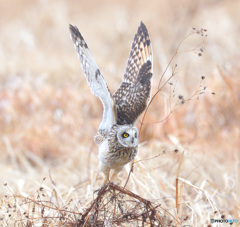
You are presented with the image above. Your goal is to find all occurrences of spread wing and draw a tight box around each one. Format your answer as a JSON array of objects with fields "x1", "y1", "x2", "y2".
[
  {"x1": 69, "y1": 24, "x2": 116, "y2": 134},
  {"x1": 113, "y1": 22, "x2": 153, "y2": 125}
]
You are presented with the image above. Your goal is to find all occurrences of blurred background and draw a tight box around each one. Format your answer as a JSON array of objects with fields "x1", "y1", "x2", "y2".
[{"x1": 0, "y1": 0, "x2": 239, "y2": 224}]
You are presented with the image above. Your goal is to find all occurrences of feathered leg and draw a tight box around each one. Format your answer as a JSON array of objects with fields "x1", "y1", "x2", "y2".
[
  {"x1": 99, "y1": 162, "x2": 110, "y2": 185},
  {"x1": 111, "y1": 167, "x2": 123, "y2": 183}
]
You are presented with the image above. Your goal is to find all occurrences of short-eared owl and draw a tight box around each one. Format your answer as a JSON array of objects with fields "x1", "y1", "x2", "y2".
[{"x1": 69, "y1": 22, "x2": 153, "y2": 184}]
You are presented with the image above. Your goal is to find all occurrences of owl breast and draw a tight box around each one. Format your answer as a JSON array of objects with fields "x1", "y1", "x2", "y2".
[
  {"x1": 108, "y1": 146, "x2": 137, "y2": 169},
  {"x1": 98, "y1": 139, "x2": 137, "y2": 170}
]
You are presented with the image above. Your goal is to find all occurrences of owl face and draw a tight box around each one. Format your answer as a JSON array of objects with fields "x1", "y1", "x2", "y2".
[{"x1": 117, "y1": 125, "x2": 139, "y2": 148}]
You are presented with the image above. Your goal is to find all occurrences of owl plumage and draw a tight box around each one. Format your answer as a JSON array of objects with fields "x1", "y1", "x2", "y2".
[{"x1": 69, "y1": 22, "x2": 153, "y2": 184}]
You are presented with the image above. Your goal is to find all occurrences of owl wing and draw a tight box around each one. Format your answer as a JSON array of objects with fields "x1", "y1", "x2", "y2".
[
  {"x1": 113, "y1": 22, "x2": 153, "y2": 125},
  {"x1": 69, "y1": 25, "x2": 116, "y2": 134}
]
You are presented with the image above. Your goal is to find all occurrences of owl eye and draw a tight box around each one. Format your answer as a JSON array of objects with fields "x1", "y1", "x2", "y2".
[
  {"x1": 122, "y1": 133, "x2": 129, "y2": 138},
  {"x1": 134, "y1": 133, "x2": 137, "y2": 138}
]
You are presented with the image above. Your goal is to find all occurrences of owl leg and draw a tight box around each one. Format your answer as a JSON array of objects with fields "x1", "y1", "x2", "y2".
[
  {"x1": 99, "y1": 162, "x2": 110, "y2": 185},
  {"x1": 111, "y1": 167, "x2": 123, "y2": 183}
]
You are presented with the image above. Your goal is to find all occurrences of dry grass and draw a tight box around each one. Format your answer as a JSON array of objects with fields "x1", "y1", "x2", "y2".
[{"x1": 0, "y1": 0, "x2": 239, "y2": 226}]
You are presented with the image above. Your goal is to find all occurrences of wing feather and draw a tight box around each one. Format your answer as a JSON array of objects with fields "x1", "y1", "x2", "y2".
[
  {"x1": 113, "y1": 22, "x2": 153, "y2": 125},
  {"x1": 69, "y1": 24, "x2": 116, "y2": 133}
]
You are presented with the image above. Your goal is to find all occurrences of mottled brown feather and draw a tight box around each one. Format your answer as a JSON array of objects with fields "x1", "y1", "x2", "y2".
[{"x1": 113, "y1": 22, "x2": 153, "y2": 125}]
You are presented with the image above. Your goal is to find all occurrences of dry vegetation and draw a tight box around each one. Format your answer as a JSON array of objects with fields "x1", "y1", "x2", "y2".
[{"x1": 0, "y1": 0, "x2": 239, "y2": 226}]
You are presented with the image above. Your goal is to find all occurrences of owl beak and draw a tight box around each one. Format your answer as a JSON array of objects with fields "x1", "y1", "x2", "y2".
[{"x1": 132, "y1": 138, "x2": 134, "y2": 144}]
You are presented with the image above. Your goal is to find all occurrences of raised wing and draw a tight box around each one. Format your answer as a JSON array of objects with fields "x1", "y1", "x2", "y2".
[
  {"x1": 69, "y1": 24, "x2": 116, "y2": 134},
  {"x1": 113, "y1": 22, "x2": 153, "y2": 125}
]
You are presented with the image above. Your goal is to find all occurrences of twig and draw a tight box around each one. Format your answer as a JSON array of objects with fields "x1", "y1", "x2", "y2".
[{"x1": 176, "y1": 150, "x2": 185, "y2": 216}]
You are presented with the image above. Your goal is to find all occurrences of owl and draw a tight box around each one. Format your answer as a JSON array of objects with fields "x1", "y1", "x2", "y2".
[{"x1": 69, "y1": 22, "x2": 153, "y2": 185}]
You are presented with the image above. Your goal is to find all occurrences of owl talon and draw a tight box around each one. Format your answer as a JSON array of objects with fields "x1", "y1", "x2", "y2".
[{"x1": 93, "y1": 188, "x2": 101, "y2": 194}]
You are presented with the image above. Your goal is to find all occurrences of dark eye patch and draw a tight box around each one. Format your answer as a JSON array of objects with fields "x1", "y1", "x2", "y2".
[{"x1": 122, "y1": 132, "x2": 129, "y2": 138}]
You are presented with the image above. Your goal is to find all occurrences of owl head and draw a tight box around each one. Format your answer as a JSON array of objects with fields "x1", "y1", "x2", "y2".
[{"x1": 116, "y1": 125, "x2": 139, "y2": 148}]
